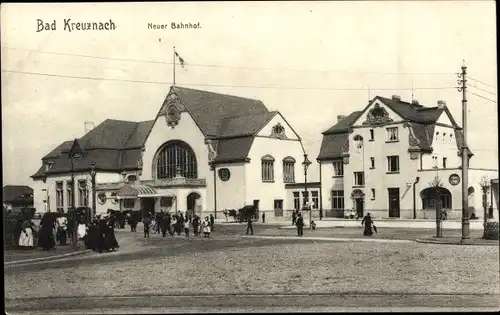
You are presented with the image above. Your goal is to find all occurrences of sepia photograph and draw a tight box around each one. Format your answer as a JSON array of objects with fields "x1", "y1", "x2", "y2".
[{"x1": 2, "y1": 1, "x2": 498, "y2": 313}]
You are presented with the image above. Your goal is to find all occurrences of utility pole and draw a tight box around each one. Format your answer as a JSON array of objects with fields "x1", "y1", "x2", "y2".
[{"x1": 457, "y1": 61, "x2": 470, "y2": 241}]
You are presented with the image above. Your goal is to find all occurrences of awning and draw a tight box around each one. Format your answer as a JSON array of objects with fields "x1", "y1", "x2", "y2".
[{"x1": 117, "y1": 184, "x2": 157, "y2": 199}]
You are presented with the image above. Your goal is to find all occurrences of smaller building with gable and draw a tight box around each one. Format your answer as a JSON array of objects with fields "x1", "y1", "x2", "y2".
[{"x1": 317, "y1": 95, "x2": 498, "y2": 221}]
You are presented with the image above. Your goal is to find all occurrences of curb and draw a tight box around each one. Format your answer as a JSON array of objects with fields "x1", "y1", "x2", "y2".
[
  {"x1": 241, "y1": 235, "x2": 414, "y2": 243},
  {"x1": 415, "y1": 238, "x2": 499, "y2": 246},
  {"x1": 5, "y1": 249, "x2": 91, "y2": 266}
]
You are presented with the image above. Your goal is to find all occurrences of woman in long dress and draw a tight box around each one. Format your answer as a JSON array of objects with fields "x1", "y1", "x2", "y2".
[
  {"x1": 202, "y1": 217, "x2": 211, "y2": 238},
  {"x1": 361, "y1": 213, "x2": 374, "y2": 236},
  {"x1": 18, "y1": 221, "x2": 34, "y2": 249}
]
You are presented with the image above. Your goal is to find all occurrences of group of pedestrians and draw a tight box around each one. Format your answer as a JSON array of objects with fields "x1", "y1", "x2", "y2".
[
  {"x1": 82, "y1": 213, "x2": 120, "y2": 253},
  {"x1": 140, "y1": 211, "x2": 216, "y2": 239}
]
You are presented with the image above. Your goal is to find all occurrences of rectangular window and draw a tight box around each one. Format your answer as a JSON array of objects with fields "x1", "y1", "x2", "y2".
[
  {"x1": 332, "y1": 161, "x2": 344, "y2": 176},
  {"x1": 66, "y1": 180, "x2": 73, "y2": 209},
  {"x1": 123, "y1": 199, "x2": 135, "y2": 208},
  {"x1": 293, "y1": 192, "x2": 300, "y2": 210},
  {"x1": 283, "y1": 161, "x2": 295, "y2": 183},
  {"x1": 354, "y1": 172, "x2": 365, "y2": 186},
  {"x1": 262, "y1": 159, "x2": 275, "y2": 182},
  {"x1": 311, "y1": 191, "x2": 319, "y2": 209},
  {"x1": 387, "y1": 127, "x2": 399, "y2": 142},
  {"x1": 78, "y1": 180, "x2": 89, "y2": 207},
  {"x1": 160, "y1": 197, "x2": 173, "y2": 207},
  {"x1": 274, "y1": 199, "x2": 283, "y2": 209},
  {"x1": 443, "y1": 157, "x2": 447, "y2": 168},
  {"x1": 370, "y1": 157, "x2": 375, "y2": 169},
  {"x1": 432, "y1": 156, "x2": 438, "y2": 168},
  {"x1": 56, "y1": 181, "x2": 64, "y2": 212},
  {"x1": 371, "y1": 188, "x2": 376, "y2": 200},
  {"x1": 369, "y1": 129, "x2": 374, "y2": 141},
  {"x1": 302, "y1": 191, "x2": 309, "y2": 206},
  {"x1": 331, "y1": 190, "x2": 344, "y2": 210},
  {"x1": 387, "y1": 156, "x2": 400, "y2": 172}
]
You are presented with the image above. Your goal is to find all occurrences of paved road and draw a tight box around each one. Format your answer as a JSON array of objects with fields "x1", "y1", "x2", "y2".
[
  {"x1": 6, "y1": 224, "x2": 498, "y2": 313},
  {"x1": 6, "y1": 293, "x2": 499, "y2": 313}
]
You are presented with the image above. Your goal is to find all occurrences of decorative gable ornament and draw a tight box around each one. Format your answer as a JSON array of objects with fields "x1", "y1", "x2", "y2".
[
  {"x1": 362, "y1": 104, "x2": 394, "y2": 126},
  {"x1": 205, "y1": 139, "x2": 218, "y2": 163},
  {"x1": 270, "y1": 123, "x2": 287, "y2": 139},
  {"x1": 160, "y1": 92, "x2": 182, "y2": 128},
  {"x1": 403, "y1": 123, "x2": 421, "y2": 160}
]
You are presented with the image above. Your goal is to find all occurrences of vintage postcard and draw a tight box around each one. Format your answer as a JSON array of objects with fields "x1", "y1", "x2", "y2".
[{"x1": 2, "y1": 1, "x2": 498, "y2": 313}]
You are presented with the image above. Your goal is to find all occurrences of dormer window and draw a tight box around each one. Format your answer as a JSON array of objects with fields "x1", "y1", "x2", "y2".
[
  {"x1": 127, "y1": 175, "x2": 138, "y2": 182},
  {"x1": 45, "y1": 162, "x2": 54, "y2": 171}
]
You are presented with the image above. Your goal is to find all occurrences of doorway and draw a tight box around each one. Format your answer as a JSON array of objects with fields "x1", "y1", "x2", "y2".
[
  {"x1": 141, "y1": 197, "x2": 155, "y2": 218},
  {"x1": 187, "y1": 192, "x2": 201, "y2": 217},
  {"x1": 355, "y1": 198, "x2": 364, "y2": 218},
  {"x1": 388, "y1": 188, "x2": 400, "y2": 218}
]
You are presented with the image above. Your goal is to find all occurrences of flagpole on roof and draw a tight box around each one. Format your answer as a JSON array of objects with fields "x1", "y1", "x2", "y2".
[{"x1": 173, "y1": 46, "x2": 176, "y2": 86}]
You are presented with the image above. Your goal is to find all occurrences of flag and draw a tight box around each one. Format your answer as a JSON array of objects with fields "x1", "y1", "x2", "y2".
[{"x1": 175, "y1": 51, "x2": 186, "y2": 68}]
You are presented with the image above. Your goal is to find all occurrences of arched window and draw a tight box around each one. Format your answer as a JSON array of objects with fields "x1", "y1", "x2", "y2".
[
  {"x1": 261, "y1": 154, "x2": 275, "y2": 182},
  {"x1": 283, "y1": 156, "x2": 296, "y2": 183},
  {"x1": 421, "y1": 187, "x2": 452, "y2": 209},
  {"x1": 353, "y1": 135, "x2": 364, "y2": 149},
  {"x1": 156, "y1": 140, "x2": 198, "y2": 179}
]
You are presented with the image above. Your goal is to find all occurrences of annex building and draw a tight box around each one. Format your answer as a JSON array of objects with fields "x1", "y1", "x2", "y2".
[
  {"x1": 317, "y1": 95, "x2": 498, "y2": 221},
  {"x1": 31, "y1": 86, "x2": 308, "y2": 219}
]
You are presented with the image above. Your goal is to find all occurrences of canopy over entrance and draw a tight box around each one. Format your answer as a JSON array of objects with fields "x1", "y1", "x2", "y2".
[{"x1": 117, "y1": 184, "x2": 157, "y2": 199}]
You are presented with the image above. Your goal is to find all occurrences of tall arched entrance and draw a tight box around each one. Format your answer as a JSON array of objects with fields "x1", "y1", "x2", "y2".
[{"x1": 187, "y1": 192, "x2": 202, "y2": 218}]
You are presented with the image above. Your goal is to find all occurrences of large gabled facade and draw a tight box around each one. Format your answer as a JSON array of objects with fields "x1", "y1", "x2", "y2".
[
  {"x1": 31, "y1": 86, "x2": 305, "y2": 219},
  {"x1": 317, "y1": 95, "x2": 498, "y2": 221}
]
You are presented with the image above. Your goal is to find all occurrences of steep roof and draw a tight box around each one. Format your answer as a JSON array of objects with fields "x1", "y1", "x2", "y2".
[
  {"x1": 318, "y1": 95, "x2": 469, "y2": 160},
  {"x1": 173, "y1": 86, "x2": 270, "y2": 137},
  {"x1": 3, "y1": 185, "x2": 33, "y2": 203},
  {"x1": 322, "y1": 111, "x2": 362, "y2": 134},
  {"x1": 33, "y1": 119, "x2": 155, "y2": 179},
  {"x1": 33, "y1": 87, "x2": 282, "y2": 178}
]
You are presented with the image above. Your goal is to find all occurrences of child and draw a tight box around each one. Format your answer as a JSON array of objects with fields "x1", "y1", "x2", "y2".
[
  {"x1": 311, "y1": 220, "x2": 317, "y2": 230},
  {"x1": 184, "y1": 220, "x2": 190, "y2": 237}
]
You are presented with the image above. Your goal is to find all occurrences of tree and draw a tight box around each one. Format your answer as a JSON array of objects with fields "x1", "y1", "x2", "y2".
[{"x1": 429, "y1": 175, "x2": 443, "y2": 238}]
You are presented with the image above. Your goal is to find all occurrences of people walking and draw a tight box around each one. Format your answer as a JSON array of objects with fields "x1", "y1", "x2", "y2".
[
  {"x1": 18, "y1": 220, "x2": 34, "y2": 249},
  {"x1": 262, "y1": 212, "x2": 266, "y2": 223},
  {"x1": 296, "y1": 213, "x2": 304, "y2": 236},
  {"x1": 105, "y1": 214, "x2": 119, "y2": 251},
  {"x1": 361, "y1": 212, "x2": 374, "y2": 236},
  {"x1": 292, "y1": 211, "x2": 297, "y2": 226},
  {"x1": 38, "y1": 213, "x2": 56, "y2": 250},
  {"x1": 202, "y1": 217, "x2": 211, "y2": 238},
  {"x1": 184, "y1": 220, "x2": 190, "y2": 237},
  {"x1": 143, "y1": 213, "x2": 152, "y2": 238},
  {"x1": 56, "y1": 213, "x2": 68, "y2": 245},
  {"x1": 209, "y1": 214, "x2": 215, "y2": 232},
  {"x1": 246, "y1": 217, "x2": 254, "y2": 235}
]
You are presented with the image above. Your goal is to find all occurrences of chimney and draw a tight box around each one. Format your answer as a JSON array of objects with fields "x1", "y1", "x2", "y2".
[
  {"x1": 392, "y1": 95, "x2": 401, "y2": 101},
  {"x1": 437, "y1": 100, "x2": 446, "y2": 109},
  {"x1": 411, "y1": 100, "x2": 419, "y2": 105},
  {"x1": 84, "y1": 121, "x2": 95, "y2": 134},
  {"x1": 337, "y1": 115, "x2": 347, "y2": 122}
]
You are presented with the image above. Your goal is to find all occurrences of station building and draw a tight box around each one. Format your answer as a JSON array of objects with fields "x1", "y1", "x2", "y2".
[{"x1": 31, "y1": 86, "x2": 306, "y2": 219}]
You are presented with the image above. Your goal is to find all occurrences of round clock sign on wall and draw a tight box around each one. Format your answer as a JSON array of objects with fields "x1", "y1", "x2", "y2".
[{"x1": 449, "y1": 174, "x2": 460, "y2": 186}]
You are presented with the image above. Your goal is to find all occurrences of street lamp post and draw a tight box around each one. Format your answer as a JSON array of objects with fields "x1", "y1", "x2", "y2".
[
  {"x1": 480, "y1": 176, "x2": 490, "y2": 238},
  {"x1": 90, "y1": 161, "x2": 97, "y2": 219},
  {"x1": 70, "y1": 156, "x2": 77, "y2": 249},
  {"x1": 302, "y1": 154, "x2": 312, "y2": 229}
]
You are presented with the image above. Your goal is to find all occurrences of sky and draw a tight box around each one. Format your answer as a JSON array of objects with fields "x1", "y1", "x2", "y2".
[{"x1": 1, "y1": 1, "x2": 498, "y2": 186}]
